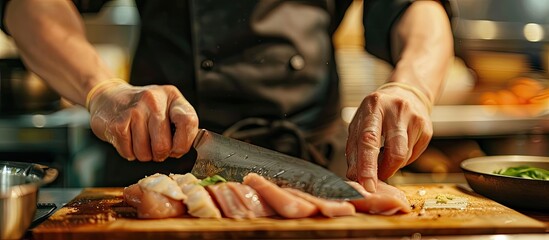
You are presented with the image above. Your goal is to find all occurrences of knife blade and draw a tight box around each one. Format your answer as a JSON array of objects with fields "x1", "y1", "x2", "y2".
[{"x1": 189, "y1": 129, "x2": 363, "y2": 200}]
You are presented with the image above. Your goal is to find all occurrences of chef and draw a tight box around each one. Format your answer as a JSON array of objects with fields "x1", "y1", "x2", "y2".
[{"x1": 1, "y1": 0, "x2": 453, "y2": 191}]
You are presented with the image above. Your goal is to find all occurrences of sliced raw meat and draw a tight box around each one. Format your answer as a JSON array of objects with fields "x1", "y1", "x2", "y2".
[
  {"x1": 242, "y1": 173, "x2": 318, "y2": 218},
  {"x1": 123, "y1": 183, "x2": 142, "y2": 208},
  {"x1": 226, "y1": 182, "x2": 276, "y2": 217},
  {"x1": 347, "y1": 181, "x2": 411, "y2": 215},
  {"x1": 170, "y1": 173, "x2": 222, "y2": 218},
  {"x1": 207, "y1": 183, "x2": 253, "y2": 219},
  {"x1": 138, "y1": 189, "x2": 185, "y2": 219},
  {"x1": 207, "y1": 182, "x2": 274, "y2": 219},
  {"x1": 283, "y1": 188, "x2": 356, "y2": 217},
  {"x1": 122, "y1": 173, "x2": 187, "y2": 219},
  {"x1": 169, "y1": 173, "x2": 201, "y2": 186},
  {"x1": 138, "y1": 173, "x2": 186, "y2": 200}
]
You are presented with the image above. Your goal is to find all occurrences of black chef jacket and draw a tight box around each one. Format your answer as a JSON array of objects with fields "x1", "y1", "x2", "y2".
[{"x1": 0, "y1": 0, "x2": 451, "y2": 186}]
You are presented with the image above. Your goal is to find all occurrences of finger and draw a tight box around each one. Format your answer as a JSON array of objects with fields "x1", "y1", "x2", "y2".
[
  {"x1": 378, "y1": 127, "x2": 408, "y2": 180},
  {"x1": 408, "y1": 124, "x2": 432, "y2": 166},
  {"x1": 131, "y1": 111, "x2": 153, "y2": 161},
  {"x1": 377, "y1": 98, "x2": 412, "y2": 180},
  {"x1": 148, "y1": 106, "x2": 172, "y2": 162},
  {"x1": 111, "y1": 117, "x2": 136, "y2": 161},
  {"x1": 149, "y1": 116, "x2": 172, "y2": 161},
  {"x1": 169, "y1": 99, "x2": 199, "y2": 158},
  {"x1": 356, "y1": 130, "x2": 381, "y2": 192},
  {"x1": 355, "y1": 113, "x2": 383, "y2": 192},
  {"x1": 345, "y1": 132, "x2": 358, "y2": 180},
  {"x1": 345, "y1": 116, "x2": 359, "y2": 180}
]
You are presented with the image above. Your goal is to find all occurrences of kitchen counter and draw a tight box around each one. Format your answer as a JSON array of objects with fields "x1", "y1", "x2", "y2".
[
  {"x1": 28, "y1": 176, "x2": 549, "y2": 240},
  {"x1": 429, "y1": 105, "x2": 549, "y2": 137},
  {"x1": 22, "y1": 188, "x2": 82, "y2": 240},
  {"x1": 38, "y1": 188, "x2": 83, "y2": 211}
]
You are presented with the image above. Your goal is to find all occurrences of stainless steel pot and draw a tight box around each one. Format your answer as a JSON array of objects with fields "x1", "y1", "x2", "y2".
[{"x1": 0, "y1": 161, "x2": 58, "y2": 239}]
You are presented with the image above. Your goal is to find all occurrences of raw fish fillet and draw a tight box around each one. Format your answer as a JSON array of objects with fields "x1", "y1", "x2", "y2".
[
  {"x1": 346, "y1": 181, "x2": 411, "y2": 215},
  {"x1": 243, "y1": 173, "x2": 319, "y2": 218},
  {"x1": 207, "y1": 182, "x2": 275, "y2": 219},
  {"x1": 170, "y1": 173, "x2": 222, "y2": 218},
  {"x1": 123, "y1": 183, "x2": 142, "y2": 208},
  {"x1": 123, "y1": 182, "x2": 185, "y2": 219},
  {"x1": 138, "y1": 189, "x2": 185, "y2": 219},
  {"x1": 283, "y1": 188, "x2": 356, "y2": 217},
  {"x1": 207, "y1": 183, "x2": 254, "y2": 219},
  {"x1": 138, "y1": 173, "x2": 186, "y2": 200},
  {"x1": 226, "y1": 182, "x2": 276, "y2": 217},
  {"x1": 123, "y1": 172, "x2": 410, "y2": 220}
]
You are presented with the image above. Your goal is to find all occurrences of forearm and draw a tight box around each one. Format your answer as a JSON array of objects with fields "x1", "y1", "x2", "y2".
[
  {"x1": 389, "y1": 0, "x2": 453, "y2": 104},
  {"x1": 5, "y1": 0, "x2": 113, "y2": 106}
]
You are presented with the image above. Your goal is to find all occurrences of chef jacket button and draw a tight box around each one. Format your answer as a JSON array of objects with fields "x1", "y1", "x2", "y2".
[
  {"x1": 289, "y1": 55, "x2": 305, "y2": 70},
  {"x1": 201, "y1": 59, "x2": 214, "y2": 70}
]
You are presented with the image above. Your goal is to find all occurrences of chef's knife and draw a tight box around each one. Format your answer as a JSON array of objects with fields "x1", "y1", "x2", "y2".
[{"x1": 190, "y1": 129, "x2": 363, "y2": 200}]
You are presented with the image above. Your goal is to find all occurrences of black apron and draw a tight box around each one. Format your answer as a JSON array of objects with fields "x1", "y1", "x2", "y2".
[{"x1": 99, "y1": 0, "x2": 353, "y2": 186}]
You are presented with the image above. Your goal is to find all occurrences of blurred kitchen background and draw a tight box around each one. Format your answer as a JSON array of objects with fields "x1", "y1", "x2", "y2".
[
  {"x1": 0, "y1": 0, "x2": 138, "y2": 187},
  {"x1": 1, "y1": 0, "x2": 548, "y2": 187}
]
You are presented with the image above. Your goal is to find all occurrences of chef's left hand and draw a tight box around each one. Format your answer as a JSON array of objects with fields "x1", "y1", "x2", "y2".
[{"x1": 345, "y1": 84, "x2": 433, "y2": 192}]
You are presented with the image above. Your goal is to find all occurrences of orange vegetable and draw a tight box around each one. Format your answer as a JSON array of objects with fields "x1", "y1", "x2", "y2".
[
  {"x1": 479, "y1": 92, "x2": 498, "y2": 105},
  {"x1": 529, "y1": 88, "x2": 549, "y2": 105},
  {"x1": 496, "y1": 89, "x2": 521, "y2": 105},
  {"x1": 508, "y1": 77, "x2": 544, "y2": 102}
]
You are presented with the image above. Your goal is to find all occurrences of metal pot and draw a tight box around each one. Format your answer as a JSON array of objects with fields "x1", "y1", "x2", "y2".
[
  {"x1": 0, "y1": 58, "x2": 61, "y2": 114},
  {"x1": 0, "y1": 161, "x2": 58, "y2": 239}
]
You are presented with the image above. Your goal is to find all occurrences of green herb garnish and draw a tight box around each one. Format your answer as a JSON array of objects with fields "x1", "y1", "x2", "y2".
[
  {"x1": 435, "y1": 194, "x2": 456, "y2": 204},
  {"x1": 198, "y1": 175, "x2": 227, "y2": 186},
  {"x1": 493, "y1": 166, "x2": 549, "y2": 180}
]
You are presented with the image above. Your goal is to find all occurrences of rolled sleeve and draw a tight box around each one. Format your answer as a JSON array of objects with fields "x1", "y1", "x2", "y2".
[{"x1": 363, "y1": 0, "x2": 452, "y2": 64}]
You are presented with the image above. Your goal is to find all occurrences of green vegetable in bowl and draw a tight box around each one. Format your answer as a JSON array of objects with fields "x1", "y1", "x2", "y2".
[{"x1": 493, "y1": 165, "x2": 549, "y2": 180}]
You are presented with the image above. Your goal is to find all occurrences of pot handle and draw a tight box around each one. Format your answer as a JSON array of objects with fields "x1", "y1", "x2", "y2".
[{"x1": 35, "y1": 164, "x2": 59, "y2": 186}]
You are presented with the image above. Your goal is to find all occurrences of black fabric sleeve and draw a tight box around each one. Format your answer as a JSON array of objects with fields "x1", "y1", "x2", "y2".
[
  {"x1": 71, "y1": 0, "x2": 112, "y2": 13},
  {"x1": 0, "y1": 0, "x2": 10, "y2": 34},
  {"x1": 363, "y1": 0, "x2": 452, "y2": 65}
]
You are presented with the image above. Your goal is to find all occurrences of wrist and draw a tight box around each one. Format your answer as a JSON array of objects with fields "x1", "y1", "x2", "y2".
[
  {"x1": 85, "y1": 78, "x2": 128, "y2": 111},
  {"x1": 377, "y1": 82, "x2": 433, "y2": 114}
]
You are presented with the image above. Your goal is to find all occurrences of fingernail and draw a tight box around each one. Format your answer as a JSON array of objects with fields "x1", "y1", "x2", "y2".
[{"x1": 363, "y1": 179, "x2": 377, "y2": 193}]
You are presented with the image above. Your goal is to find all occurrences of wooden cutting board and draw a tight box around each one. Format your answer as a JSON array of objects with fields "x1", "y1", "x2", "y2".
[{"x1": 32, "y1": 184, "x2": 547, "y2": 240}]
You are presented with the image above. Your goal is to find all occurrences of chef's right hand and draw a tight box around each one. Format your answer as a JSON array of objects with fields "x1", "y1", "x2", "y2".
[{"x1": 86, "y1": 80, "x2": 199, "y2": 162}]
